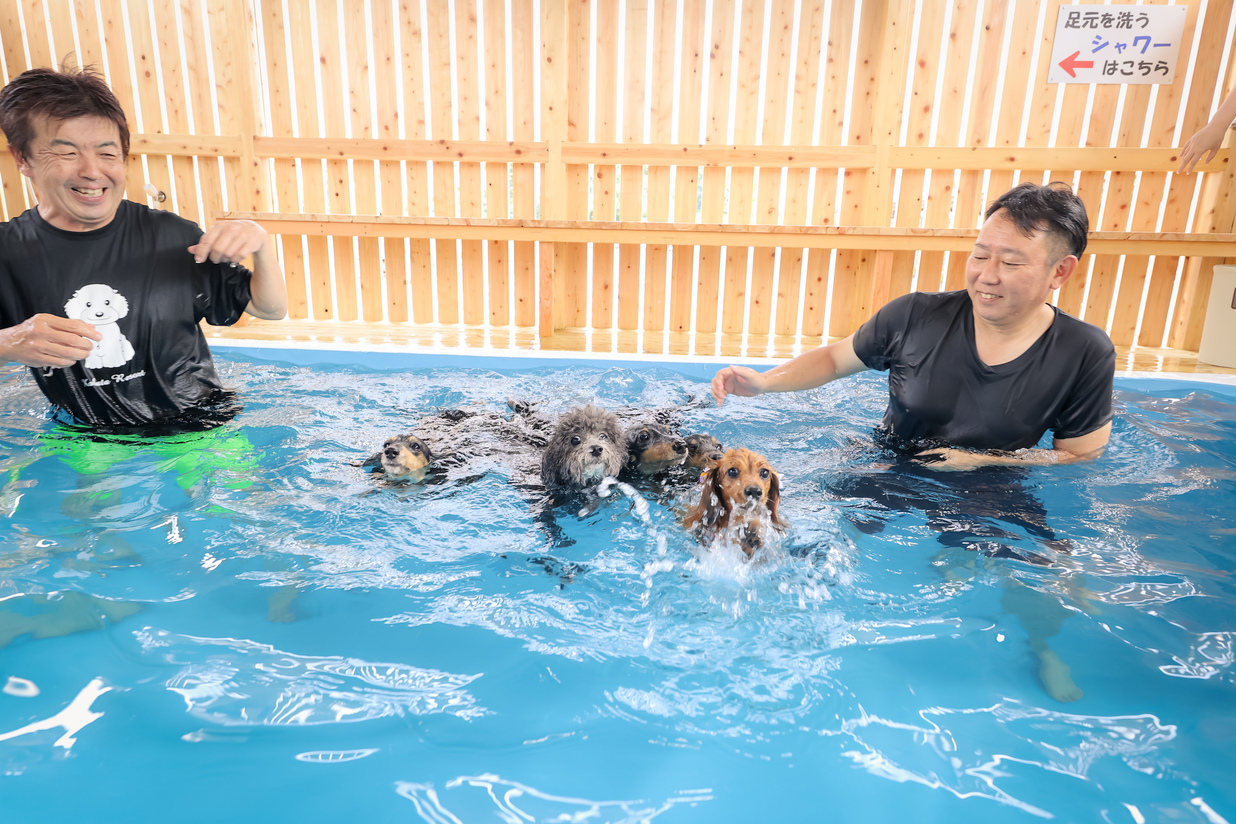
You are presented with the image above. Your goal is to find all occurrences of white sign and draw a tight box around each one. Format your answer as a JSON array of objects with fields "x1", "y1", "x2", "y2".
[{"x1": 1048, "y1": 5, "x2": 1188, "y2": 85}]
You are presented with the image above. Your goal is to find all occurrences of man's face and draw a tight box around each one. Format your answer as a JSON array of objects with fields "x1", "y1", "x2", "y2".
[
  {"x1": 966, "y1": 209, "x2": 1074, "y2": 328},
  {"x1": 11, "y1": 115, "x2": 126, "y2": 232}
]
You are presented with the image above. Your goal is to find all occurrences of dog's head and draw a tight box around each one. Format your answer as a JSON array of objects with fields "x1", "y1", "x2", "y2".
[
  {"x1": 683, "y1": 447, "x2": 785, "y2": 557},
  {"x1": 684, "y1": 433, "x2": 725, "y2": 470},
  {"x1": 64, "y1": 284, "x2": 129, "y2": 325},
  {"x1": 377, "y1": 433, "x2": 436, "y2": 478},
  {"x1": 541, "y1": 404, "x2": 627, "y2": 490},
  {"x1": 625, "y1": 423, "x2": 687, "y2": 475}
]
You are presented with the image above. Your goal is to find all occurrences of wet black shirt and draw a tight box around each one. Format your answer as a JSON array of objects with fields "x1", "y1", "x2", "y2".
[
  {"x1": 0, "y1": 201, "x2": 252, "y2": 427},
  {"x1": 852, "y1": 290, "x2": 1115, "y2": 452}
]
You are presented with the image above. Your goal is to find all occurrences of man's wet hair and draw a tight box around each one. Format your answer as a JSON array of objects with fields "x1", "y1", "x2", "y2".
[
  {"x1": 986, "y1": 181, "x2": 1089, "y2": 261},
  {"x1": 0, "y1": 65, "x2": 130, "y2": 161}
]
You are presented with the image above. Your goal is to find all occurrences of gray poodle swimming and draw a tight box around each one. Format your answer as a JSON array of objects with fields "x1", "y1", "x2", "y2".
[{"x1": 541, "y1": 404, "x2": 628, "y2": 492}]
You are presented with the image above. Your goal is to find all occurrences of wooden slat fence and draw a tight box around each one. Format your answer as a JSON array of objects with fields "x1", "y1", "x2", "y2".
[{"x1": 2, "y1": 0, "x2": 1234, "y2": 354}]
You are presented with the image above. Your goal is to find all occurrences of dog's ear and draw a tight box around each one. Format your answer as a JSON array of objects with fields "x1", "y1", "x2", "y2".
[
  {"x1": 683, "y1": 465, "x2": 717, "y2": 530},
  {"x1": 766, "y1": 469, "x2": 787, "y2": 528},
  {"x1": 417, "y1": 438, "x2": 436, "y2": 463}
]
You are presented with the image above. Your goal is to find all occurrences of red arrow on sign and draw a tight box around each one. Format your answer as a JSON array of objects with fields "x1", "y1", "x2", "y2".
[{"x1": 1059, "y1": 50, "x2": 1095, "y2": 78}]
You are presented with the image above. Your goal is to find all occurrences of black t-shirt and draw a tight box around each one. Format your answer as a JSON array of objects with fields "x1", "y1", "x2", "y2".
[
  {"x1": 851, "y1": 290, "x2": 1116, "y2": 452},
  {"x1": 0, "y1": 200, "x2": 252, "y2": 426}
]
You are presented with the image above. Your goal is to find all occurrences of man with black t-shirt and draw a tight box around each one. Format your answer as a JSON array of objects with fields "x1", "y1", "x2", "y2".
[
  {"x1": 712, "y1": 182, "x2": 1114, "y2": 703},
  {"x1": 711, "y1": 182, "x2": 1116, "y2": 470},
  {"x1": 0, "y1": 67, "x2": 286, "y2": 429}
]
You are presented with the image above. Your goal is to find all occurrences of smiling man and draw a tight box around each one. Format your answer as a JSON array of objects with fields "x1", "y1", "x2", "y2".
[
  {"x1": 711, "y1": 182, "x2": 1116, "y2": 470},
  {"x1": 0, "y1": 66, "x2": 286, "y2": 429}
]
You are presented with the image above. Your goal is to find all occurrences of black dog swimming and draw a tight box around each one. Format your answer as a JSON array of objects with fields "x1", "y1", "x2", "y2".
[{"x1": 624, "y1": 422, "x2": 687, "y2": 476}]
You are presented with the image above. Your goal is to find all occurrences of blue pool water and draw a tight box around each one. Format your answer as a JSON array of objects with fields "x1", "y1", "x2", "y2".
[{"x1": 1, "y1": 347, "x2": 1234, "y2": 823}]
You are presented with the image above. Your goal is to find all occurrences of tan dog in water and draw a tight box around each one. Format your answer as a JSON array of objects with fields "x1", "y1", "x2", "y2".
[
  {"x1": 684, "y1": 448, "x2": 786, "y2": 557},
  {"x1": 361, "y1": 433, "x2": 437, "y2": 480}
]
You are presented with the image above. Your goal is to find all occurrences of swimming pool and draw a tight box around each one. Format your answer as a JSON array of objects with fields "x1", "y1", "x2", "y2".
[{"x1": 1, "y1": 345, "x2": 1233, "y2": 823}]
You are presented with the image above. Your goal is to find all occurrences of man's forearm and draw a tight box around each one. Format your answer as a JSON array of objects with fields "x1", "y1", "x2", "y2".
[
  {"x1": 246, "y1": 243, "x2": 288, "y2": 320},
  {"x1": 762, "y1": 337, "x2": 865, "y2": 393}
]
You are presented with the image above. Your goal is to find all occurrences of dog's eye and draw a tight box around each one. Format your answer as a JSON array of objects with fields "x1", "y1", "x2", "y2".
[
  {"x1": 410, "y1": 442, "x2": 421, "y2": 452},
  {"x1": 759, "y1": 468, "x2": 769, "y2": 479},
  {"x1": 727, "y1": 467, "x2": 739, "y2": 478},
  {"x1": 570, "y1": 436, "x2": 581, "y2": 446},
  {"x1": 599, "y1": 433, "x2": 608, "y2": 441},
  {"x1": 638, "y1": 431, "x2": 650, "y2": 443}
]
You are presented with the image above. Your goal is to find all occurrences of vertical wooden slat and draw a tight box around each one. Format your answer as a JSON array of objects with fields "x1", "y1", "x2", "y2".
[
  {"x1": 929, "y1": 0, "x2": 1001, "y2": 292},
  {"x1": 721, "y1": 0, "x2": 764, "y2": 335},
  {"x1": 345, "y1": 1, "x2": 383, "y2": 322},
  {"x1": 773, "y1": 0, "x2": 824, "y2": 338},
  {"x1": 890, "y1": 0, "x2": 947, "y2": 303},
  {"x1": 318, "y1": 0, "x2": 357, "y2": 321},
  {"x1": 1, "y1": 4, "x2": 32, "y2": 219},
  {"x1": 19, "y1": 0, "x2": 52, "y2": 70},
  {"x1": 643, "y1": 0, "x2": 676, "y2": 333},
  {"x1": 258, "y1": 0, "x2": 308, "y2": 320},
  {"x1": 694, "y1": 0, "x2": 736, "y2": 339},
  {"x1": 746, "y1": 0, "x2": 793, "y2": 339},
  {"x1": 183, "y1": 0, "x2": 224, "y2": 227},
  {"x1": 126, "y1": 0, "x2": 174, "y2": 216},
  {"x1": 455, "y1": 0, "x2": 486, "y2": 326},
  {"x1": 801, "y1": 0, "x2": 854, "y2": 338},
  {"x1": 1135, "y1": 0, "x2": 1206, "y2": 346},
  {"x1": 1091, "y1": 0, "x2": 1175, "y2": 346},
  {"x1": 540, "y1": 0, "x2": 569, "y2": 334},
  {"x1": 830, "y1": 0, "x2": 882, "y2": 338},
  {"x1": 1056, "y1": 81, "x2": 1122, "y2": 321},
  {"x1": 669, "y1": 0, "x2": 706, "y2": 334},
  {"x1": 372, "y1": 0, "x2": 408, "y2": 323},
  {"x1": 400, "y1": 0, "x2": 434, "y2": 324},
  {"x1": 511, "y1": 0, "x2": 536, "y2": 328},
  {"x1": 286, "y1": 0, "x2": 332, "y2": 319},
  {"x1": 97, "y1": 0, "x2": 145, "y2": 203},
  {"x1": 483, "y1": 0, "x2": 511, "y2": 327},
  {"x1": 617, "y1": 0, "x2": 649, "y2": 331},
  {"x1": 425, "y1": 0, "x2": 459, "y2": 324},
  {"x1": 591, "y1": 0, "x2": 619, "y2": 329},
  {"x1": 561, "y1": 0, "x2": 590, "y2": 330},
  {"x1": 156, "y1": 2, "x2": 199, "y2": 223}
]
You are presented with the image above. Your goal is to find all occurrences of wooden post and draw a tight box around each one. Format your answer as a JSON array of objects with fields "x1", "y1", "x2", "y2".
[{"x1": 540, "y1": 0, "x2": 568, "y2": 336}]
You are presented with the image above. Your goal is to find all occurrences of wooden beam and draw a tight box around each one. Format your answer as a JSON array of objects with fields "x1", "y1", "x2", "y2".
[{"x1": 221, "y1": 212, "x2": 1236, "y2": 256}]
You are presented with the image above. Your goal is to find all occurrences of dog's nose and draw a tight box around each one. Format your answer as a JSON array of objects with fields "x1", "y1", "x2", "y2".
[
  {"x1": 673, "y1": 439, "x2": 686, "y2": 453},
  {"x1": 590, "y1": 445, "x2": 604, "y2": 457},
  {"x1": 709, "y1": 451, "x2": 724, "y2": 461},
  {"x1": 744, "y1": 485, "x2": 763, "y2": 499},
  {"x1": 384, "y1": 447, "x2": 399, "y2": 459}
]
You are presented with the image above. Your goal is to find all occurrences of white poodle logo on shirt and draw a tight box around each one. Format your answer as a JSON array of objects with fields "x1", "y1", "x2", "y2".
[{"x1": 64, "y1": 284, "x2": 136, "y2": 370}]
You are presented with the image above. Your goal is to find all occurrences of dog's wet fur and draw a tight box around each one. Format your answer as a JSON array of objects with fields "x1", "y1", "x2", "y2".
[
  {"x1": 541, "y1": 404, "x2": 628, "y2": 491},
  {"x1": 684, "y1": 447, "x2": 787, "y2": 557}
]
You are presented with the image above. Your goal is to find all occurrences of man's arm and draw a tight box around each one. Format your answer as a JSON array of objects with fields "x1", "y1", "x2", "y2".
[
  {"x1": 0, "y1": 314, "x2": 101, "y2": 367},
  {"x1": 918, "y1": 421, "x2": 1112, "y2": 470},
  {"x1": 711, "y1": 334, "x2": 869, "y2": 405},
  {"x1": 188, "y1": 219, "x2": 288, "y2": 320}
]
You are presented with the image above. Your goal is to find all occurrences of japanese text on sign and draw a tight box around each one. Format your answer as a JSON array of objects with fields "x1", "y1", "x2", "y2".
[{"x1": 1048, "y1": 5, "x2": 1187, "y2": 85}]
